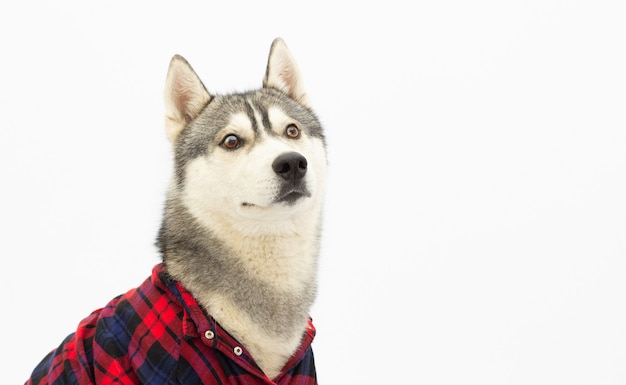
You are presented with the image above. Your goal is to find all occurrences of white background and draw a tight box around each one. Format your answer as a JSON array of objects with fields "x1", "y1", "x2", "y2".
[{"x1": 1, "y1": 1, "x2": 625, "y2": 384}]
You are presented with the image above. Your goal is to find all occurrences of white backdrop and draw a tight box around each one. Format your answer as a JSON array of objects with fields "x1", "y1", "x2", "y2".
[{"x1": 1, "y1": 1, "x2": 625, "y2": 384}]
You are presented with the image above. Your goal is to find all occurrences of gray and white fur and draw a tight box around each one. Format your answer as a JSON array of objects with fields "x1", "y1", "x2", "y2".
[{"x1": 157, "y1": 38, "x2": 326, "y2": 379}]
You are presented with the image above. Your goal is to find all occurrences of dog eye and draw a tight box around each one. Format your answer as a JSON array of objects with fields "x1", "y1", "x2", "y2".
[
  {"x1": 285, "y1": 124, "x2": 300, "y2": 139},
  {"x1": 222, "y1": 134, "x2": 241, "y2": 149}
]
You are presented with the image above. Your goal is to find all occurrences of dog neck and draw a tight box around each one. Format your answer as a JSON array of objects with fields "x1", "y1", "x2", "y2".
[{"x1": 158, "y1": 196, "x2": 321, "y2": 379}]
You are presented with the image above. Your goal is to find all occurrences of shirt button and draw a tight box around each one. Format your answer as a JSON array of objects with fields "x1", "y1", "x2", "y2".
[
  {"x1": 233, "y1": 346, "x2": 243, "y2": 356},
  {"x1": 204, "y1": 330, "x2": 215, "y2": 340}
]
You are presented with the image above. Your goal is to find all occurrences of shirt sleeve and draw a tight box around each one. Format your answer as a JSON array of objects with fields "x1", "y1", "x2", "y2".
[{"x1": 26, "y1": 310, "x2": 101, "y2": 385}]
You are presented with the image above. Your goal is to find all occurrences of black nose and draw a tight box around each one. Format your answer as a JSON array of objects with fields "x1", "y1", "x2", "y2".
[{"x1": 272, "y1": 152, "x2": 307, "y2": 182}]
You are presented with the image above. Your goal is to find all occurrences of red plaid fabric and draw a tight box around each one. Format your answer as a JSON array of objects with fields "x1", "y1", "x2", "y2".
[{"x1": 27, "y1": 264, "x2": 317, "y2": 384}]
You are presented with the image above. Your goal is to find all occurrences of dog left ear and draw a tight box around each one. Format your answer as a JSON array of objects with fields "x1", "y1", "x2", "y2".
[
  {"x1": 164, "y1": 55, "x2": 212, "y2": 142},
  {"x1": 263, "y1": 38, "x2": 310, "y2": 108}
]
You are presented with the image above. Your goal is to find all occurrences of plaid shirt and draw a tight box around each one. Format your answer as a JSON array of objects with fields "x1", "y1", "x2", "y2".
[{"x1": 27, "y1": 264, "x2": 317, "y2": 385}]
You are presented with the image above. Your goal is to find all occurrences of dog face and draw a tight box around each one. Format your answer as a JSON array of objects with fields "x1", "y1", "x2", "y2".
[
  {"x1": 180, "y1": 90, "x2": 327, "y2": 231},
  {"x1": 163, "y1": 40, "x2": 326, "y2": 235}
]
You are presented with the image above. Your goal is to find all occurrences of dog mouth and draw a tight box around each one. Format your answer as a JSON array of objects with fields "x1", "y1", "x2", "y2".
[
  {"x1": 242, "y1": 187, "x2": 311, "y2": 208},
  {"x1": 275, "y1": 189, "x2": 311, "y2": 205}
]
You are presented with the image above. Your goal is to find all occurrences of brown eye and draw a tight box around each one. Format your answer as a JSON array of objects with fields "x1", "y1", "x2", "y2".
[
  {"x1": 222, "y1": 134, "x2": 241, "y2": 149},
  {"x1": 286, "y1": 124, "x2": 300, "y2": 139}
]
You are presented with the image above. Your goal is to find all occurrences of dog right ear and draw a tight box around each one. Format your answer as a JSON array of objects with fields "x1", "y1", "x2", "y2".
[{"x1": 164, "y1": 55, "x2": 212, "y2": 142}]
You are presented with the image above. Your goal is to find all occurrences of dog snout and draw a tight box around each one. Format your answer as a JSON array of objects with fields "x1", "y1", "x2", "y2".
[{"x1": 272, "y1": 152, "x2": 307, "y2": 182}]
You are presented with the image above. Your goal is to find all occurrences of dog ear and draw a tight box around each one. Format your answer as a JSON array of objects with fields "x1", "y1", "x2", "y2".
[
  {"x1": 164, "y1": 55, "x2": 212, "y2": 142},
  {"x1": 263, "y1": 38, "x2": 310, "y2": 108}
]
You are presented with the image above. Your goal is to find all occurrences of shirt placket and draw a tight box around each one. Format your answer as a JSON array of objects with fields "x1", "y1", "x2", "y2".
[
  {"x1": 200, "y1": 322, "x2": 273, "y2": 383},
  {"x1": 176, "y1": 282, "x2": 271, "y2": 382}
]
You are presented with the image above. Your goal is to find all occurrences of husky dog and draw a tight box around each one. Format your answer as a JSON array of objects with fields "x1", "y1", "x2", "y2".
[
  {"x1": 159, "y1": 39, "x2": 326, "y2": 377},
  {"x1": 27, "y1": 38, "x2": 326, "y2": 384}
]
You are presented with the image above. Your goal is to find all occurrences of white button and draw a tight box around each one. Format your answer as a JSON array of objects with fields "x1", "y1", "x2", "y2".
[
  {"x1": 233, "y1": 346, "x2": 243, "y2": 356},
  {"x1": 204, "y1": 330, "x2": 215, "y2": 339}
]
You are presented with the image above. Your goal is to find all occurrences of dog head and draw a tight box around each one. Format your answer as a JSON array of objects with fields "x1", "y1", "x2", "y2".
[{"x1": 162, "y1": 39, "x2": 326, "y2": 235}]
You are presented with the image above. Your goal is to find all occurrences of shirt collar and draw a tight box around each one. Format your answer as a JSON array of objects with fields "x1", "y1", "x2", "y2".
[{"x1": 151, "y1": 263, "x2": 215, "y2": 339}]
